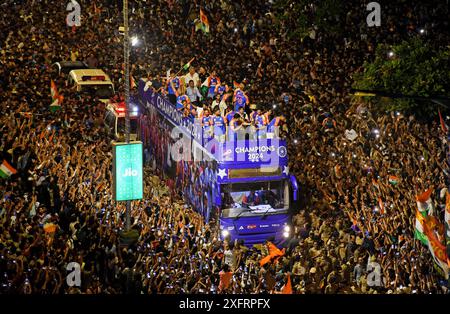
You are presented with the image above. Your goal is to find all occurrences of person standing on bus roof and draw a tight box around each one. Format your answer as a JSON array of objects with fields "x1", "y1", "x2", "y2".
[
  {"x1": 167, "y1": 69, "x2": 180, "y2": 105},
  {"x1": 202, "y1": 108, "x2": 213, "y2": 142},
  {"x1": 263, "y1": 109, "x2": 273, "y2": 125},
  {"x1": 205, "y1": 70, "x2": 221, "y2": 99},
  {"x1": 212, "y1": 108, "x2": 226, "y2": 142},
  {"x1": 229, "y1": 113, "x2": 243, "y2": 142},
  {"x1": 249, "y1": 104, "x2": 258, "y2": 123},
  {"x1": 224, "y1": 105, "x2": 235, "y2": 124},
  {"x1": 216, "y1": 82, "x2": 229, "y2": 100},
  {"x1": 176, "y1": 94, "x2": 190, "y2": 112},
  {"x1": 267, "y1": 115, "x2": 286, "y2": 138},
  {"x1": 233, "y1": 86, "x2": 249, "y2": 112},
  {"x1": 237, "y1": 106, "x2": 249, "y2": 122},
  {"x1": 255, "y1": 109, "x2": 267, "y2": 139},
  {"x1": 186, "y1": 80, "x2": 203, "y2": 106},
  {"x1": 183, "y1": 66, "x2": 200, "y2": 87}
]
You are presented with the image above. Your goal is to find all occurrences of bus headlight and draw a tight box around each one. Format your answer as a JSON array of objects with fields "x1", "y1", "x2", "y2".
[
  {"x1": 221, "y1": 230, "x2": 229, "y2": 238},
  {"x1": 284, "y1": 225, "x2": 290, "y2": 232}
]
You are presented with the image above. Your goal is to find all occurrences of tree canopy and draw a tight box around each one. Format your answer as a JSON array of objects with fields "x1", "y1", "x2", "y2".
[{"x1": 353, "y1": 38, "x2": 450, "y2": 116}]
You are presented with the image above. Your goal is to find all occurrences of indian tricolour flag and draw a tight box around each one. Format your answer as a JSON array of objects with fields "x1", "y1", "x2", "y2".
[
  {"x1": 50, "y1": 80, "x2": 63, "y2": 112},
  {"x1": 415, "y1": 209, "x2": 428, "y2": 245},
  {"x1": 416, "y1": 188, "x2": 434, "y2": 216},
  {"x1": 423, "y1": 216, "x2": 449, "y2": 279},
  {"x1": 182, "y1": 57, "x2": 195, "y2": 71},
  {"x1": 414, "y1": 189, "x2": 434, "y2": 245},
  {"x1": 446, "y1": 192, "x2": 450, "y2": 240},
  {"x1": 198, "y1": 8, "x2": 210, "y2": 34},
  {"x1": 388, "y1": 175, "x2": 399, "y2": 186},
  {"x1": 0, "y1": 160, "x2": 17, "y2": 179}
]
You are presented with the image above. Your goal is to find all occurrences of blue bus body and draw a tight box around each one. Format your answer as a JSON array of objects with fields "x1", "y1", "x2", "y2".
[{"x1": 138, "y1": 80, "x2": 298, "y2": 247}]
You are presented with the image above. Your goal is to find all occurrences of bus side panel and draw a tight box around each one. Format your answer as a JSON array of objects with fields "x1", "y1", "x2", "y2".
[{"x1": 142, "y1": 98, "x2": 219, "y2": 222}]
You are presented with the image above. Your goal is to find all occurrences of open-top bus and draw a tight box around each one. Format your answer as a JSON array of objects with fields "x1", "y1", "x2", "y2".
[{"x1": 138, "y1": 79, "x2": 299, "y2": 247}]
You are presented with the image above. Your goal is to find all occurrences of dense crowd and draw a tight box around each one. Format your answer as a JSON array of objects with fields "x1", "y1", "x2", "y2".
[{"x1": 1, "y1": 0, "x2": 449, "y2": 294}]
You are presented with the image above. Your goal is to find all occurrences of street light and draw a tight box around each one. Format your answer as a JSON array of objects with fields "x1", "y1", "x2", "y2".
[
  {"x1": 123, "y1": 0, "x2": 131, "y2": 231},
  {"x1": 131, "y1": 36, "x2": 139, "y2": 47}
]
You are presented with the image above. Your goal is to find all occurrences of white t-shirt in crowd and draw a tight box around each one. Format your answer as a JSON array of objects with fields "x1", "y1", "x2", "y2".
[{"x1": 184, "y1": 72, "x2": 200, "y2": 86}]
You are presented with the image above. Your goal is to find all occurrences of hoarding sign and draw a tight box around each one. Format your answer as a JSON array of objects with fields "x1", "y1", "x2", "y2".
[{"x1": 113, "y1": 141, "x2": 143, "y2": 201}]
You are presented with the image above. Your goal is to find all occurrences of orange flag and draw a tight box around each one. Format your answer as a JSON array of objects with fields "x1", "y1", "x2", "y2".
[
  {"x1": 282, "y1": 274, "x2": 293, "y2": 294},
  {"x1": 378, "y1": 197, "x2": 385, "y2": 214},
  {"x1": 259, "y1": 242, "x2": 285, "y2": 267}
]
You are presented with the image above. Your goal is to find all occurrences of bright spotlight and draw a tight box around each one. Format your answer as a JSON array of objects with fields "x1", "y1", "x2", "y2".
[{"x1": 131, "y1": 36, "x2": 139, "y2": 46}]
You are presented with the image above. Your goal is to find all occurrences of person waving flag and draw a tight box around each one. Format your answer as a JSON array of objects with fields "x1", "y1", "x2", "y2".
[{"x1": 199, "y1": 8, "x2": 210, "y2": 33}]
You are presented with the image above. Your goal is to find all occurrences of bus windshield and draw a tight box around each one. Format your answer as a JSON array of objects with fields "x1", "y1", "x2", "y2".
[
  {"x1": 81, "y1": 84, "x2": 114, "y2": 99},
  {"x1": 221, "y1": 180, "x2": 289, "y2": 218}
]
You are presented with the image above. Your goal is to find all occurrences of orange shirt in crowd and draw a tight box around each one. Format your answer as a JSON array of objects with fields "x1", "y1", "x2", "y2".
[{"x1": 218, "y1": 270, "x2": 233, "y2": 292}]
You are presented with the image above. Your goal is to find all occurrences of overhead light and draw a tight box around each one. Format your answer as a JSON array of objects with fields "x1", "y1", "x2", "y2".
[
  {"x1": 131, "y1": 36, "x2": 139, "y2": 46},
  {"x1": 272, "y1": 104, "x2": 277, "y2": 109},
  {"x1": 419, "y1": 28, "x2": 425, "y2": 34},
  {"x1": 293, "y1": 139, "x2": 298, "y2": 144}
]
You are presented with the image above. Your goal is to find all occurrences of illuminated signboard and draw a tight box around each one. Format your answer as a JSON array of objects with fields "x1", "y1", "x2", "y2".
[{"x1": 113, "y1": 141, "x2": 143, "y2": 201}]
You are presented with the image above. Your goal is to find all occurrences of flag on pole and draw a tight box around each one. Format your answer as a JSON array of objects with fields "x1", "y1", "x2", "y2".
[
  {"x1": 416, "y1": 188, "x2": 434, "y2": 216},
  {"x1": 182, "y1": 57, "x2": 195, "y2": 71},
  {"x1": 282, "y1": 274, "x2": 293, "y2": 294},
  {"x1": 423, "y1": 217, "x2": 449, "y2": 279},
  {"x1": 438, "y1": 109, "x2": 448, "y2": 133},
  {"x1": 378, "y1": 197, "x2": 385, "y2": 214},
  {"x1": 0, "y1": 160, "x2": 17, "y2": 178},
  {"x1": 415, "y1": 209, "x2": 428, "y2": 245},
  {"x1": 259, "y1": 242, "x2": 285, "y2": 267},
  {"x1": 50, "y1": 80, "x2": 63, "y2": 112},
  {"x1": 198, "y1": 8, "x2": 210, "y2": 34}
]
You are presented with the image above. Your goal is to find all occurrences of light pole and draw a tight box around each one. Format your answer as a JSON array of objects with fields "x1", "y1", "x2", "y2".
[{"x1": 123, "y1": 0, "x2": 131, "y2": 231}]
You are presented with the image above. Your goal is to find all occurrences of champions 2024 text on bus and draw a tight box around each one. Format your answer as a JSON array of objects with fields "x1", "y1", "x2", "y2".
[{"x1": 136, "y1": 79, "x2": 299, "y2": 247}]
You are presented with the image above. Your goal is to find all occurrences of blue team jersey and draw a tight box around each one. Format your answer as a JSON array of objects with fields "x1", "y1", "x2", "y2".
[
  {"x1": 168, "y1": 77, "x2": 180, "y2": 95},
  {"x1": 176, "y1": 95, "x2": 189, "y2": 111},
  {"x1": 212, "y1": 115, "x2": 226, "y2": 136},
  {"x1": 255, "y1": 115, "x2": 265, "y2": 127},
  {"x1": 267, "y1": 117, "x2": 279, "y2": 133},
  {"x1": 234, "y1": 90, "x2": 247, "y2": 111},
  {"x1": 208, "y1": 77, "x2": 219, "y2": 94},
  {"x1": 225, "y1": 111, "x2": 235, "y2": 124},
  {"x1": 202, "y1": 116, "x2": 212, "y2": 130},
  {"x1": 217, "y1": 85, "x2": 226, "y2": 96}
]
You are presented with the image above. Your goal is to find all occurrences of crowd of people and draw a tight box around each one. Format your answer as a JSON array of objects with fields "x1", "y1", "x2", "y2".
[{"x1": 1, "y1": 0, "x2": 449, "y2": 294}]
